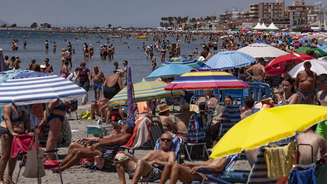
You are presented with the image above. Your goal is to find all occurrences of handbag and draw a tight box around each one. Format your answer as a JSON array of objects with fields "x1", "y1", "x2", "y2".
[{"x1": 23, "y1": 137, "x2": 45, "y2": 178}]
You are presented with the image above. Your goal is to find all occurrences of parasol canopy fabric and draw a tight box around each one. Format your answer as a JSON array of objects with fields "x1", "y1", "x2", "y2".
[
  {"x1": 210, "y1": 105, "x2": 327, "y2": 159},
  {"x1": 164, "y1": 71, "x2": 248, "y2": 91}
]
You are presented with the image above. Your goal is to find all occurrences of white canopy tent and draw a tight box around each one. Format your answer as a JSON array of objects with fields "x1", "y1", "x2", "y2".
[
  {"x1": 253, "y1": 22, "x2": 262, "y2": 30},
  {"x1": 267, "y1": 23, "x2": 279, "y2": 30},
  {"x1": 237, "y1": 43, "x2": 288, "y2": 58},
  {"x1": 260, "y1": 23, "x2": 268, "y2": 30}
]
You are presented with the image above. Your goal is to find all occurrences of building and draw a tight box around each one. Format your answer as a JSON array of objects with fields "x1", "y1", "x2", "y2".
[
  {"x1": 287, "y1": 0, "x2": 309, "y2": 30},
  {"x1": 307, "y1": 2, "x2": 327, "y2": 29}
]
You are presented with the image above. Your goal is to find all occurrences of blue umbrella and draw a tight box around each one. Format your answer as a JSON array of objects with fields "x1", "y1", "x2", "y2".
[
  {"x1": 163, "y1": 57, "x2": 209, "y2": 69},
  {"x1": 146, "y1": 64, "x2": 193, "y2": 79},
  {"x1": 206, "y1": 51, "x2": 255, "y2": 70},
  {"x1": 126, "y1": 67, "x2": 135, "y2": 128}
]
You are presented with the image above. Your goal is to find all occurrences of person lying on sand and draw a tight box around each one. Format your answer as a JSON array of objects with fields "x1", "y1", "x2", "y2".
[
  {"x1": 54, "y1": 124, "x2": 133, "y2": 172},
  {"x1": 115, "y1": 132, "x2": 175, "y2": 184}
]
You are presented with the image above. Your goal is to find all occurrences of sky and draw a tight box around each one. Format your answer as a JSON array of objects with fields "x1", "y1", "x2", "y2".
[{"x1": 0, "y1": 0, "x2": 325, "y2": 27}]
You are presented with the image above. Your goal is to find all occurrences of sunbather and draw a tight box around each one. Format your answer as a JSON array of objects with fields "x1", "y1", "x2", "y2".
[
  {"x1": 54, "y1": 124, "x2": 133, "y2": 172},
  {"x1": 162, "y1": 155, "x2": 230, "y2": 184},
  {"x1": 115, "y1": 132, "x2": 175, "y2": 184}
]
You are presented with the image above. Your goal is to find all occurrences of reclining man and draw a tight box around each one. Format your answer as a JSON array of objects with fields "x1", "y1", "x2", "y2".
[
  {"x1": 161, "y1": 155, "x2": 232, "y2": 184},
  {"x1": 54, "y1": 124, "x2": 133, "y2": 172},
  {"x1": 115, "y1": 132, "x2": 176, "y2": 184}
]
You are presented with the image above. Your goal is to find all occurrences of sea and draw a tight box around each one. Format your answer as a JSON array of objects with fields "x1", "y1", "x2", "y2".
[{"x1": 0, "y1": 30, "x2": 208, "y2": 101}]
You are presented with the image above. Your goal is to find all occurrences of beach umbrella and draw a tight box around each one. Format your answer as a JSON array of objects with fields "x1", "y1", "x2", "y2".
[
  {"x1": 126, "y1": 66, "x2": 135, "y2": 128},
  {"x1": 288, "y1": 59, "x2": 327, "y2": 78},
  {"x1": 0, "y1": 70, "x2": 86, "y2": 105},
  {"x1": 146, "y1": 64, "x2": 193, "y2": 79},
  {"x1": 296, "y1": 47, "x2": 327, "y2": 58},
  {"x1": 265, "y1": 53, "x2": 313, "y2": 76},
  {"x1": 210, "y1": 104, "x2": 327, "y2": 159},
  {"x1": 109, "y1": 80, "x2": 184, "y2": 106},
  {"x1": 206, "y1": 51, "x2": 255, "y2": 69},
  {"x1": 164, "y1": 71, "x2": 248, "y2": 91},
  {"x1": 237, "y1": 43, "x2": 288, "y2": 58},
  {"x1": 0, "y1": 49, "x2": 5, "y2": 72}
]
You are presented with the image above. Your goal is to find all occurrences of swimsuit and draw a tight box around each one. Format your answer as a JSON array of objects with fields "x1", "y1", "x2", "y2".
[
  {"x1": 47, "y1": 103, "x2": 66, "y2": 123},
  {"x1": 103, "y1": 83, "x2": 120, "y2": 99}
]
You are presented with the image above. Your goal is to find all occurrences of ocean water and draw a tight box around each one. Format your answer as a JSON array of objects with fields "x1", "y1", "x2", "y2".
[{"x1": 0, "y1": 30, "x2": 207, "y2": 101}]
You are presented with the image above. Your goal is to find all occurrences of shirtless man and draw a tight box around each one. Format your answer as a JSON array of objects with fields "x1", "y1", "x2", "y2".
[
  {"x1": 162, "y1": 155, "x2": 229, "y2": 184},
  {"x1": 157, "y1": 104, "x2": 187, "y2": 137},
  {"x1": 297, "y1": 125, "x2": 326, "y2": 165},
  {"x1": 115, "y1": 132, "x2": 175, "y2": 184},
  {"x1": 54, "y1": 124, "x2": 133, "y2": 172},
  {"x1": 246, "y1": 58, "x2": 266, "y2": 81},
  {"x1": 289, "y1": 70, "x2": 317, "y2": 104}
]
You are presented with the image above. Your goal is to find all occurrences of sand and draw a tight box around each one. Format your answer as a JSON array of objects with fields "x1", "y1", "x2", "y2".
[{"x1": 10, "y1": 105, "x2": 250, "y2": 184}]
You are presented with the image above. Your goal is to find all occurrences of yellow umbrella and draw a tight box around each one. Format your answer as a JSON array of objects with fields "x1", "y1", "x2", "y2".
[{"x1": 210, "y1": 104, "x2": 327, "y2": 159}]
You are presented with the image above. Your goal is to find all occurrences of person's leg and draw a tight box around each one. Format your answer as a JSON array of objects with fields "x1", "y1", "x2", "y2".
[
  {"x1": 116, "y1": 162, "x2": 127, "y2": 184},
  {"x1": 46, "y1": 119, "x2": 62, "y2": 159},
  {"x1": 169, "y1": 163, "x2": 203, "y2": 184},
  {"x1": 7, "y1": 157, "x2": 16, "y2": 183},
  {"x1": 160, "y1": 163, "x2": 173, "y2": 184},
  {"x1": 131, "y1": 160, "x2": 153, "y2": 184},
  {"x1": 58, "y1": 148, "x2": 101, "y2": 171},
  {"x1": 0, "y1": 134, "x2": 12, "y2": 182},
  {"x1": 67, "y1": 142, "x2": 85, "y2": 153}
]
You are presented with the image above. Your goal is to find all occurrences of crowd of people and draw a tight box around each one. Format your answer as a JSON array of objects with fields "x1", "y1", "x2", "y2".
[{"x1": 0, "y1": 30, "x2": 326, "y2": 184}]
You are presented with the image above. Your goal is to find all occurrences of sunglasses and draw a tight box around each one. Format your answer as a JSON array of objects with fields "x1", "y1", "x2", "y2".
[{"x1": 160, "y1": 138, "x2": 172, "y2": 142}]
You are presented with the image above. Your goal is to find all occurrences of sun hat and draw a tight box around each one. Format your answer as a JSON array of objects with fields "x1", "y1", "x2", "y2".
[{"x1": 158, "y1": 103, "x2": 170, "y2": 115}]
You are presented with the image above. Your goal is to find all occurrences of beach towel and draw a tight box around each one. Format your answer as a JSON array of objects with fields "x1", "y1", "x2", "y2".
[
  {"x1": 11, "y1": 134, "x2": 33, "y2": 158},
  {"x1": 288, "y1": 165, "x2": 317, "y2": 184},
  {"x1": 264, "y1": 142, "x2": 297, "y2": 179},
  {"x1": 187, "y1": 113, "x2": 206, "y2": 143},
  {"x1": 122, "y1": 115, "x2": 151, "y2": 149}
]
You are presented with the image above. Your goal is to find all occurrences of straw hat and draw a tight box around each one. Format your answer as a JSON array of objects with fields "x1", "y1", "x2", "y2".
[{"x1": 158, "y1": 103, "x2": 170, "y2": 115}]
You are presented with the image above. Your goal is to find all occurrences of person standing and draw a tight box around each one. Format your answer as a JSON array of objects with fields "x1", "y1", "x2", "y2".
[
  {"x1": 91, "y1": 66, "x2": 105, "y2": 101},
  {"x1": 77, "y1": 62, "x2": 91, "y2": 104},
  {"x1": 44, "y1": 40, "x2": 49, "y2": 52}
]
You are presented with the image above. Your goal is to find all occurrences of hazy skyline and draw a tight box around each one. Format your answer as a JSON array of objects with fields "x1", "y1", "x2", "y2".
[{"x1": 0, "y1": 0, "x2": 325, "y2": 27}]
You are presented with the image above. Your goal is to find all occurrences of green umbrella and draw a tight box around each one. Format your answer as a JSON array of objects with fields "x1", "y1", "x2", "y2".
[
  {"x1": 109, "y1": 80, "x2": 184, "y2": 106},
  {"x1": 296, "y1": 47, "x2": 327, "y2": 58}
]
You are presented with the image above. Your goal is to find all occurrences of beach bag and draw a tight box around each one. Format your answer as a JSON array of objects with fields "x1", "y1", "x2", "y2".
[{"x1": 23, "y1": 143, "x2": 45, "y2": 178}]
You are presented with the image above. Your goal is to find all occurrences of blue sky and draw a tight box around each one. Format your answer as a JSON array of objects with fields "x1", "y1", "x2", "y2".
[{"x1": 0, "y1": 0, "x2": 325, "y2": 27}]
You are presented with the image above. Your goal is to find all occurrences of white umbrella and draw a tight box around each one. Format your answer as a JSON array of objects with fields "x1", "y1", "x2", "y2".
[
  {"x1": 288, "y1": 59, "x2": 327, "y2": 78},
  {"x1": 237, "y1": 43, "x2": 288, "y2": 58}
]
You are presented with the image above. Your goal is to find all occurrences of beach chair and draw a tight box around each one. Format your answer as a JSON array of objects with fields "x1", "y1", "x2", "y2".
[
  {"x1": 217, "y1": 105, "x2": 241, "y2": 140},
  {"x1": 247, "y1": 81, "x2": 272, "y2": 103},
  {"x1": 184, "y1": 112, "x2": 209, "y2": 161},
  {"x1": 246, "y1": 148, "x2": 277, "y2": 184},
  {"x1": 191, "y1": 154, "x2": 249, "y2": 184},
  {"x1": 14, "y1": 134, "x2": 64, "y2": 184}
]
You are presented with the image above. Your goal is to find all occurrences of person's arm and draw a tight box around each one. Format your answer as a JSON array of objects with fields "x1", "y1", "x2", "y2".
[
  {"x1": 2, "y1": 106, "x2": 17, "y2": 135},
  {"x1": 94, "y1": 133, "x2": 131, "y2": 148},
  {"x1": 319, "y1": 138, "x2": 327, "y2": 161},
  {"x1": 192, "y1": 157, "x2": 227, "y2": 173},
  {"x1": 152, "y1": 152, "x2": 176, "y2": 166},
  {"x1": 288, "y1": 94, "x2": 299, "y2": 104},
  {"x1": 118, "y1": 76, "x2": 123, "y2": 89}
]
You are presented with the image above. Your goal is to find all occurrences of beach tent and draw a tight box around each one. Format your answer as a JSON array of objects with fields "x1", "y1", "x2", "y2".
[
  {"x1": 260, "y1": 23, "x2": 268, "y2": 30},
  {"x1": 0, "y1": 70, "x2": 86, "y2": 105},
  {"x1": 237, "y1": 43, "x2": 288, "y2": 58},
  {"x1": 267, "y1": 23, "x2": 279, "y2": 31},
  {"x1": 253, "y1": 22, "x2": 262, "y2": 30},
  {"x1": 288, "y1": 59, "x2": 327, "y2": 78},
  {"x1": 206, "y1": 51, "x2": 255, "y2": 69},
  {"x1": 210, "y1": 104, "x2": 327, "y2": 158}
]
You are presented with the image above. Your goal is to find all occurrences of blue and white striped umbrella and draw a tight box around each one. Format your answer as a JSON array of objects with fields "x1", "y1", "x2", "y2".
[
  {"x1": 206, "y1": 51, "x2": 255, "y2": 69},
  {"x1": 0, "y1": 70, "x2": 86, "y2": 105}
]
